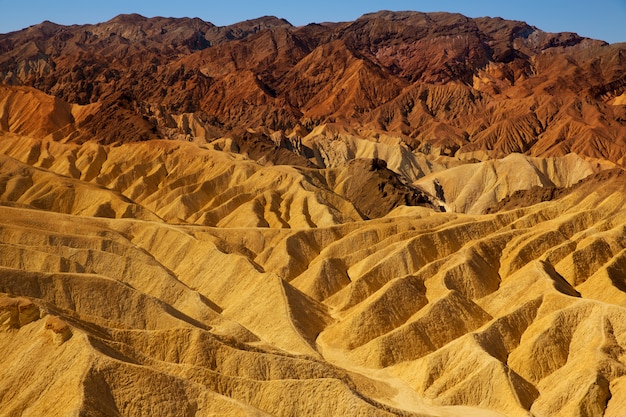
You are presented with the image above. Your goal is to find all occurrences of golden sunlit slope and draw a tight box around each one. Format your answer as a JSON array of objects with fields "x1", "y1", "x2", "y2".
[
  {"x1": 0, "y1": 130, "x2": 626, "y2": 416},
  {"x1": 0, "y1": 135, "x2": 447, "y2": 226},
  {"x1": 413, "y1": 152, "x2": 616, "y2": 214}
]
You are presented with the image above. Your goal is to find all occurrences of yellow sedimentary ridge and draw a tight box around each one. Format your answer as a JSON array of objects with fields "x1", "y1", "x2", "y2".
[{"x1": 1, "y1": 131, "x2": 626, "y2": 416}]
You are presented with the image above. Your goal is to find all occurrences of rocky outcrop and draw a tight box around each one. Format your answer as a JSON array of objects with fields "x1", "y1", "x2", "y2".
[{"x1": 0, "y1": 297, "x2": 40, "y2": 330}]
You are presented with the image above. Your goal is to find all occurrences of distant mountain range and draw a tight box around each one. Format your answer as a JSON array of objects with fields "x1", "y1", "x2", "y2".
[{"x1": 1, "y1": 11, "x2": 624, "y2": 163}]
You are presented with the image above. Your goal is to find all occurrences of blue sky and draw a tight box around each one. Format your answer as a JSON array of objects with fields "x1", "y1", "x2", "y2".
[{"x1": 1, "y1": 0, "x2": 625, "y2": 44}]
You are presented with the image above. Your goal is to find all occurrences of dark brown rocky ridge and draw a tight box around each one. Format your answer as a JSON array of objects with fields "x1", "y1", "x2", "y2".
[{"x1": 0, "y1": 11, "x2": 624, "y2": 164}]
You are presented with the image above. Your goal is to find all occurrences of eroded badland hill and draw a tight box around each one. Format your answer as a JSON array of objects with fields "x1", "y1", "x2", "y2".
[{"x1": 1, "y1": 10, "x2": 626, "y2": 417}]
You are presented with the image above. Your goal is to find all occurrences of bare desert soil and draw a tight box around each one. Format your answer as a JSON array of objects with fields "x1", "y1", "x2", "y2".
[{"x1": 1, "y1": 10, "x2": 626, "y2": 417}]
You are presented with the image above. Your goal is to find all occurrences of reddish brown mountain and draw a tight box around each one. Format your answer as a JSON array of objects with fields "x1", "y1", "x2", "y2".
[{"x1": 0, "y1": 11, "x2": 624, "y2": 163}]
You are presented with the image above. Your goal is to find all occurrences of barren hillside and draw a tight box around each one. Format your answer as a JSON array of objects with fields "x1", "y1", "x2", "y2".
[{"x1": 1, "y1": 10, "x2": 626, "y2": 417}]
